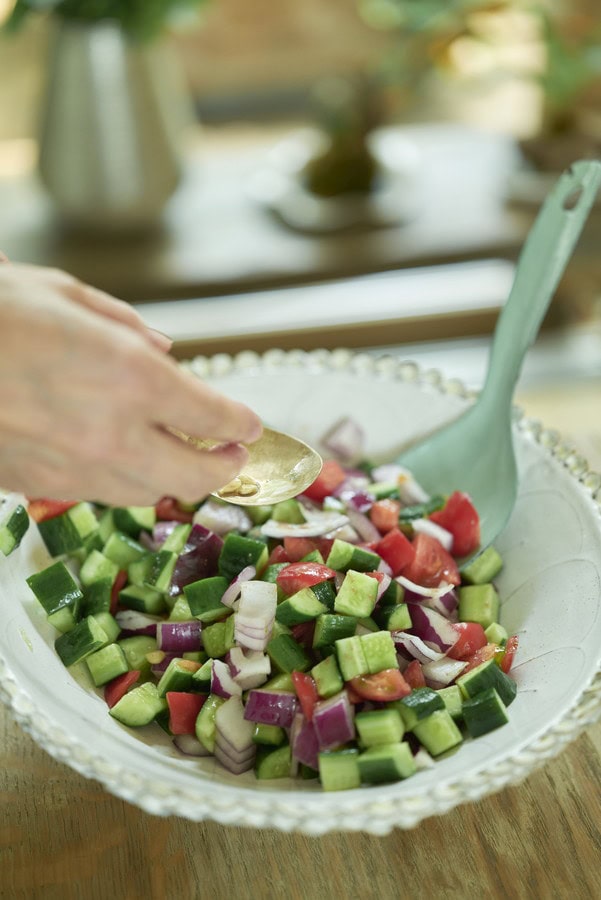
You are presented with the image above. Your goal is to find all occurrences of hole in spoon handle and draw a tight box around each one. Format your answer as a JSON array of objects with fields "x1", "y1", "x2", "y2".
[{"x1": 563, "y1": 186, "x2": 584, "y2": 211}]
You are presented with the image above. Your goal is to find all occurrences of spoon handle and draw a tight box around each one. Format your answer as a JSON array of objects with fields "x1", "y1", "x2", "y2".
[{"x1": 480, "y1": 160, "x2": 601, "y2": 413}]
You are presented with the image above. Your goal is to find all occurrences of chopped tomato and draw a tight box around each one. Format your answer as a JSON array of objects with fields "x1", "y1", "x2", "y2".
[
  {"x1": 166, "y1": 692, "x2": 207, "y2": 734},
  {"x1": 403, "y1": 660, "x2": 426, "y2": 689},
  {"x1": 462, "y1": 642, "x2": 500, "y2": 674},
  {"x1": 104, "y1": 670, "x2": 140, "y2": 708},
  {"x1": 499, "y1": 635, "x2": 519, "y2": 674},
  {"x1": 291, "y1": 671, "x2": 319, "y2": 721},
  {"x1": 375, "y1": 528, "x2": 416, "y2": 576},
  {"x1": 302, "y1": 460, "x2": 347, "y2": 503},
  {"x1": 365, "y1": 571, "x2": 387, "y2": 584},
  {"x1": 429, "y1": 491, "x2": 480, "y2": 558},
  {"x1": 283, "y1": 536, "x2": 334, "y2": 562},
  {"x1": 348, "y1": 669, "x2": 411, "y2": 701},
  {"x1": 345, "y1": 684, "x2": 364, "y2": 704},
  {"x1": 266, "y1": 544, "x2": 290, "y2": 566},
  {"x1": 110, "y1": 569, "x2": 128, "y2": 615},
  {"x1": 446, "y1": 621, "x2": 487, "y2": 661},
  {"x1": 155, "y1": 496, "x2": 194, "y2": 523},
  {"x1": 27, "y1": 498, "x2": 77, "y2": 523},
  {"x1": 276, "y1": 562, "x2": 337, "y2": 595},
  {"x1": 369, "y1": 499, "x2": 401, "y2": 534},
  {"x1": 401, "y1": 532, "x2": 461, "y2": 587}
]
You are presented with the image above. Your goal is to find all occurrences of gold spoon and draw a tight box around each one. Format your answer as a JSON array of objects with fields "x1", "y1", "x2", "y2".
[{"x1": 168, "y1": 426, "x2": 323, "y2": 506}]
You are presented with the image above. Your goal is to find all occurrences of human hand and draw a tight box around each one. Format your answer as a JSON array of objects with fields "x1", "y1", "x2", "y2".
[{"x1": 0, "y1": 263, "x2": 262, "y2": 505}]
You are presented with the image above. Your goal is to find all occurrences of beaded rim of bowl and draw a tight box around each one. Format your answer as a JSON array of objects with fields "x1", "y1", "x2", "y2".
[{"x1": 2, "y1": 348, "x2": 601, "y2": 835}]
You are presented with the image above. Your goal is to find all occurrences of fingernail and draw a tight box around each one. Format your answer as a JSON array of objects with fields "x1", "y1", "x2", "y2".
[{"x1": 147, "y1": 328, "x2": 173, "y2": 351}]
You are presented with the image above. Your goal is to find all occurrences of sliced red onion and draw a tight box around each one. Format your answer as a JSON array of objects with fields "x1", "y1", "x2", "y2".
[
  {"x1": 261, "y1": 512, "x2": 348, "y2": 539},
  {"x1": 152, "y1": 520, "x2": 180, "y2": 546},
  {"x1": 221, "y1": 565, "x2": 256, "y2": 609},
  {"x1": 150, "y1": 651, "x2": 178, "y2": 676},
  {"x1": 422, "y1": 656, "x2": 468, "y2": 688},
  {"x1": 396, "y1": 576, "x2": 453, "y2": 598},
  {"x1": 211, "y1": 658, "x2": 243, "y2": 698},
  {"x1": 377, "y1": 557, "x2": 393, "y2": 577},
  {"x1": 156, "y1": 620, "x2": 202, "y2": 653},
  {"x1": 194, "y1": 499, "x2": 253, "y2": 536},
  {"x1": 173, "y1": 734, "x2": 213, "y2": 757},
  {"x1": 335, "y1": 484, "x2": 374, "y2": 511},
  {"x1": 238, "y1": 580, "x2": 277, "y2": 619},
  {"x1": 291, "y1": 712, "x2": 319, "y2": 770},
  {"x1": 243, "y1": 689, "x2": 298, "y2": 728},
  {"x1": 234, "y1": 614, "x2": 275, "y2": 638},
  {"x1": 169, "y1": 524, "x2": 223, "y2": 597},
  {"x1": 321, "y1": 416, "x2": 365, "y2": 463},
  {"x1": 412, "y1": 518, "x2": 454, "y2": 552},
  {"x1": 313, "y1": 691, "x2": 355, "y2": 751},
  {"x1": 227, "y1": 647, "x2": 271, "y2": 690},
  {"x1": 139, "y1": 530, "x2": 159, "y2": 553},
  {"x1": 214, "y1": 739, "x2": 256, "y2": 775},
  {"x1": 233, "y1": 628, "x2": 274, "y2": 653},
  {"x1": 375, "y1": 572, "x2": 392, "y2": 601},
  {"x1": 115, "y1": 610, "x2": 160, "y2": 637},
  {"x1": 407, "y1": 603, "x2": 459, "y2": 652},
  {"x1": 404, "y1": 588, "x2": 458, "y2": 621},
  {"x1": 345, "y1": 508, "x2": 381, "y2": 543},
  {"x1": 215, "y1": 696, "x2": 255, "y2": 756},
  {"x1": 334, "y1": 572, "x2": 345, "y2": 591},
  {"x1": 326, "y1": 523, "x2": 360, "y2": 544},
  {"x1": 392, "y1": 632, "x2": 445, "y2": 665}
]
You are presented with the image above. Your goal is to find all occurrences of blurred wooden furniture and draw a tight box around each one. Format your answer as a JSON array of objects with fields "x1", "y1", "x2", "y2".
[{"x1": 1, "y1": 375, "x2": 600, "y2": 900}]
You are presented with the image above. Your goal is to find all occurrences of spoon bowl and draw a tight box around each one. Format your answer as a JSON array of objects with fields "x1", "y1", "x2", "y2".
[{"x1": 397, "y1": 160, "x2": 601, "y2": 562}]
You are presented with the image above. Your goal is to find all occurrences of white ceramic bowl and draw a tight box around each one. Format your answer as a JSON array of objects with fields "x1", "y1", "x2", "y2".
[{"x1": 2, "y1": 349, "x2": 601, "y2": 834}]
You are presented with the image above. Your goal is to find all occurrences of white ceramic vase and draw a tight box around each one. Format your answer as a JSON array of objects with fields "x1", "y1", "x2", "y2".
[{"x1": 38, "y1": 20, "x2": 191, "y2": 231}]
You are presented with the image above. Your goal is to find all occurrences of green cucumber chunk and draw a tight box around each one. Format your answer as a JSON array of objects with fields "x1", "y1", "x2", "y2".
[
  {"x1": 112, "y1": 506, "x2": 156, "y2": 539},
  {"x1": 460, "y1": 546, "x2": 503, "y2": 584},
  {"x1": 458, "y1": 583, "x2": 500, "y2": 629},
  {"x1": 267, "y1": 634, "x2": 311, "y2": 673},
  {"x1": 355, "y1": 708, "x2": 404, "y2": 747},
  {"x1": 79, "y1": 551, "x2": 119, "y2": 588},
  {"x1": 462, "y1": 687, "x2": 509, "y2": 737},
  {"x1": 218, "y1": 533, "x2": 268, "y2": 582},
  {"x1": 311, "y1": 655, "x2": 344, "y2": 699},
  {"x1": 326, "y1": 539, "x2": 380, "y2": 573},
  {"x1": 27, "y1": 561, "x2": 83, "y2": 618},
  {"x1": 119, "y1": 584, "x2": 166, "y2": 615},
  {"x1": 86, "y1": 643, "x2": 129, "y2": 686},
  {"x1": 271, "y1": 499, "x2": 305, "y2": 524},
  {"x1": 184, "y1": 576, "x2": 229, "y2": 623},
  {"x1": 255, "y1": 744, "x2": 292, "y2": 779},
  {"x1": 195, "y1": 693, "x2": 225, "y2": 752},
  {"x1": 357, "y1": 742, "x2": 417, "y2": 783},
  {"x1": 102, "y1": 531, "x2": 146, "y2": 568},
  {"x1": 412, "y1": 709, "x2": 463, "y2": 756},
  {"x1": 143, "y1": 550, "x2": 177, "y2": 594},
  {"x1": 436, "y1": 684, "x2": 464, "y2": 722},
  {"x1": 81, "y1": 578, "x2": 112, "y2": 616},
  {"x1": 319, "y1": 748, "x2": 361, "y2": 791},
  {"x1": 55, "y1": 615, "x2": 108, "y2": 667},
  {"x1": 457, "y1": 657, "x2": 517, "y2": 707},
  {"x1": 118, "y1": 635, "x2": 157, "y2": 676},
  {"x1": 335, "y1": 635, "x2": 369, "y2": 681},
  {"x1": 202, "y1": 617, "x2": 234, "y2": 659},
  {"x1": 313, "y1": 613, "x2": 357, "y2": 649},
  {"x1": 157, "y1": 658, "x2": 202, "y2": 697},
  {"x1": 397, "y1": 687, "x2": 445, "y2": 730},
  {"x1": 0, "y1": 504, "x2": 29, "y2": 556},
  {"x1": 252, "y1": 723, "x2": 286, "y2": 746},
  {"x1": 275, "y1": 588, "x2": 327, "y2": 626},
  {"x1": 334, "y1": 570, "x2": 378, "y2": 618},
  {"x1": 360, "y1": 630, "x2": 397, "y2": 673},
  {"x1": 160, "y1": 523, "x2": 192, "y2": 553},
  {"x1": 109, "y1": 682, "x2": 167, "y2": 727}
]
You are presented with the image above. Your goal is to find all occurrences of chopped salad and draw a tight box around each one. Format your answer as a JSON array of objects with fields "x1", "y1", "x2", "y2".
[{"x1": 4, "y1": 419, "x2": 518, "y2": 791}]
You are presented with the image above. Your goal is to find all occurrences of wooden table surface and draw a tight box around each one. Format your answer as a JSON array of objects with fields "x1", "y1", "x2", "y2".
[{"x1": 2, "y1": 376, "x2": 601, "y2": 900}]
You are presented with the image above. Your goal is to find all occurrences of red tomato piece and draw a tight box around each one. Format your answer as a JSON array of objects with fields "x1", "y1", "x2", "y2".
[
  {"x1": 369, "y1": 499, "x2": 401, "y2": 534},
  {"x1": 104, "y1": 670, "x2": 140, "y2": 708},
  {"x1": 401, "y1": 532, "x2": 461, "y2": 587},
  {"x1": 375, "y1": 528, "x2": 416, "y2": 576},
  {"x1": 403, "y1": 660, "x2": 426, "y2": 689},
  {"x1": 446, "y1": 621, "x2": 487, "y2": 661},
  {"x1": 302, "y1": 460, "x2": 347, "y2": 503},
  {"x1": 27, "y1": 498, "x2": 77, "y2": 523},
  {"x1": 283, "y1": 536, "x2": 334, "y2": 562},
  {"x1": 429, "y1": 491, "x2": 480, "y2": 558},
  {"x1": 291, "y1": 671, "x2": 319, "y2": 721},
  {"x1": 365, "y1": 571, "x2": 387, "y2": 584},
  {"x1": 166, "y1": 692, "x2": 207, "y2": 735},
  {"x1": 500, "y1": 635, "x2": 519, "y2": 674},
  {"x1": 266, "y1": 544, "x2": 290, "y2": 566},
  {"x1": 155, "y1": 496, "x2": 194, "y2": 523},
  {"x1": 110, "y1": 569, "x2": 128, "y2": 615},
  {"x1": 462, "y1": 643, "x2": 500, "y2": 674},
  {"x1": 348, "y1": 669, "x2": 411, "y2": 701},
  {"x1": 276, "y1": 562, "x2": 337, "y2": 596}
]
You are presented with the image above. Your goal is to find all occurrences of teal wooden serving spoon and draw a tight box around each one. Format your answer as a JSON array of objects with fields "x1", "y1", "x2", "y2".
[{"x1": 397, "y1": 159, "x2": 601, "y2": 562}]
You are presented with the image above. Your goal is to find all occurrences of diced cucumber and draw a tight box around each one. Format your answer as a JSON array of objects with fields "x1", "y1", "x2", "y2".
[
  {"x1": 266, "y1": 634, "x2": 311, "y2": 673},
  {"x1": 485, "y1": 622, "x2": 508, "y2": 644},
  {"x1": 157, "y1": 657, "x2": 202, "y2": 697},
  {"x1": 398, "y1": 496, "x2": 445, "y2": 520},
  {"x1": 143, "y1": 550, "x2": 177, "y2": 594},
  {"x1": 252, "y1": 723, "x2": 286, "y2": 746},
  {"x1": 263, "y1": 672, "x2": 295, "y2": 692},
  {"x1": 119, "y1": 584, "x2": 166, "y2": 615},
  {"x1": 26, "y1": 561, "x2": 83, "y2": 618},
  {"x1": 255, "y1": 744, "x2": 292, "y2": 779},
  {"x1": 355, "y1": 708, "x2": 404, "y2": 747},
  {"x1": 109, "y1": 682, "x2": 167, "y2": 727},
  {"x1": 357, "y1": 742, "x2": 417, "y2": 783},
  {"x1": 397, "y1": 687, "x2": 445, "y2": 730},
  {"x1": 301, "y1": 550, "x2": 324, "y2": 564},
  {"x1": 98, "y1": 508, "x2": 116, "y2": 544},
  {"x1": 319, "y1": 748, "x2": 361, "y2": 791},
  {"x1": 102, "y1": 531, "x2": 146, "y2": 568},
  {"x1": 356, "y1": 616, "x2": 380, "y2": 634},
  {"x1": 202, "y1": 617, "x2": 234, "y2": 659},
  {"x1": 335, "y1": 635, "x2": 369, "y2": 681},
  {"x1": 247, "y1": 505, "x2": 273, "y2": 526},
  {"x1": 160, "y1": 523, "x2": 192, "y2": 553},
  {"x1": 375, "y1": 603, "x2": 412, "y2": 632},
  {"x1": 412, "y1": 709, "x2": 463, "y2": 756},
  {"x1": 271, "y1": 499, "x2": 305, "y2": 524},
  {"x1": 462, "y1": 687, "x2": 509, "y2": 737},
  {"x1": 86, "y1": 643, "x2": 128, "y2": 686},
  {"x1": 112, "y1": 506, "x2": 156, "y2": 539},
  {"x1": 55, "y1": 615, "x2": 108, "y2": 667},
  {"x1": 334, "y1": 570, "x2": 378, "y2": 618},
  {"x1": 218, "y1": 533, "x2": 269, "y2": 582},
  {"x1": 47, "y1": 606, "x2": 79, "y2": 634},
  {"x1": 81, "y1": 578, "x2": 112, "y2": 616},
  {"x1": 195, "y1": 693, "x2": 225, "y2": 752},
  {"x1": 457, "y1": 658, "x2": 517, "y2": 707},
  {"x1": 458, "y1": 583, "x2": 500, "y2": 629},
  {"x1": 460, "y1": 546, "x2": 503, "y2": 585},
  {"x1": 310, "y1": 580, "x2": 336, "y2": 611},
  {"x1": 360, "y1": 631, "x2": 397, "y2": 674},
  {"x1": 436, "y1": 684, "x2": 464, "y2": 722},
  {"x1": 326, "y1": 539, "x2": 380, "y2": 573},
  {"x1": 377, "y1": 579, "x2": 405, "y2": 608},
  {"x1": 275, "y1": 588, "x2": 327, "y2": 627},
  {"x1": 91, "y1": 611, "x2": 121, "y2": 645},
  {"x1": 311, "y1": 655, "x2": 344, "y2": 699},
  {"x1": 127, "y1": 554, "x2": 154, "y2": 588},
  {"x1": 168, "y1": 595, "x2": 194, "y2": 622},
  {"x1": 184, "y1": 576, "x2": 229, "y2": 623},
  {"x1": 118, "y1": 635, "x2": 157, "y2": 676},
  {"x1": 313, "y1": 614, "x2": 357, "y2": 649},
  {"x1": 36, "y1": 503, "x2": 93, "y2": 556},
  {"x1": 191, "y1": 658, "x2": 213, "y2": 692},
  {"x1": 260, "y1": 562, "x2": 288, "y2": 585},
  {"x1": 0, "y1": 504, "x2": 29, "y2": 556},
  {"x1": 79, "y1": 551, "x2": 119, "y2": 588}
]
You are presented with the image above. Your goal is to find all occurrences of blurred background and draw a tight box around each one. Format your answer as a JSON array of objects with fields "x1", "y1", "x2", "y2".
[{"x1": 0, "y1": 0, "x2": 600, "y2": 364}]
